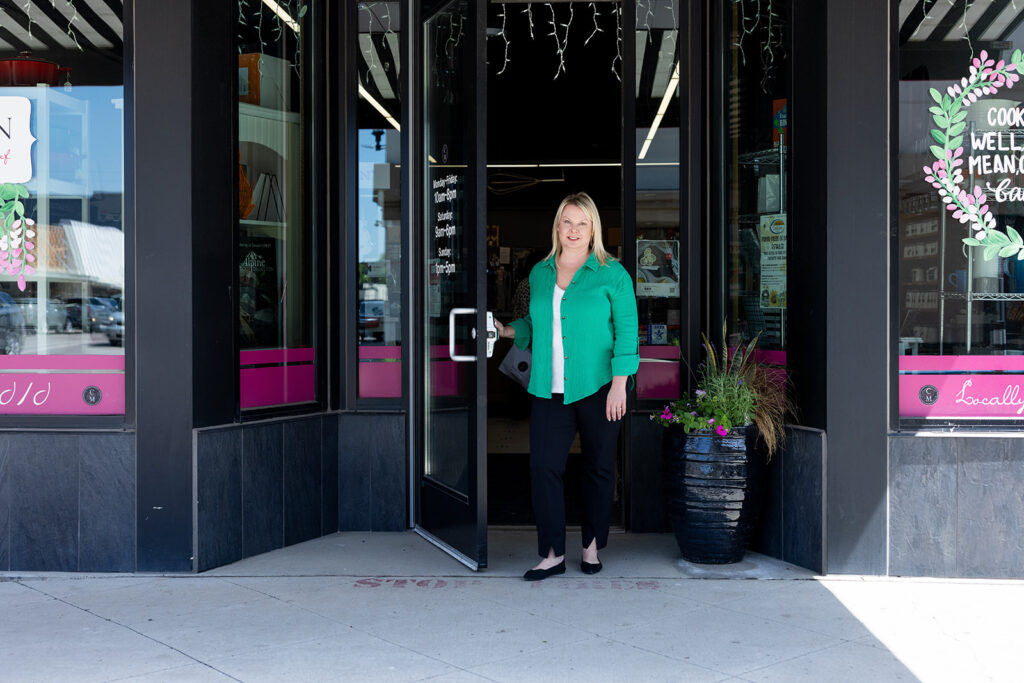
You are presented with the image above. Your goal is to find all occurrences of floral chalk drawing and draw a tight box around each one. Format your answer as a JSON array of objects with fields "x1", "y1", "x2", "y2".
[
  {"x1": 923, "y1": 49, "x2": 1024, "y2": 261},
  {"x1": 0, "y1": 183, "x2": 35, "y2": 291}
]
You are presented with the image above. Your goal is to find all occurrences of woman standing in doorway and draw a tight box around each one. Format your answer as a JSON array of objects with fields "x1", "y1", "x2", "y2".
[{"x1": 494, "y1": 192, "x2": 639, "y2": 581}]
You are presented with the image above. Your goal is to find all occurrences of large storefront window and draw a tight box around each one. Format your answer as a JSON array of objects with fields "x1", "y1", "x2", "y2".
[
  {"x1": 357, "y1": 1, "x2": 402, "y2": 399},
  {"x1": 237, "y1": 1, "x2": 316, "y2": 410},
  {"x1": 719, "y1": 0, "x2": 789, "y2": 367},
  {"x1": 898, "y1": 8, "x2": 1024, "y2": 421},
  {"x1": 635, "y1": 0, "x2": 682, "y2": 399},
  {"x1": 0, "y1": 3, "x2": 125, "y2": 415}
]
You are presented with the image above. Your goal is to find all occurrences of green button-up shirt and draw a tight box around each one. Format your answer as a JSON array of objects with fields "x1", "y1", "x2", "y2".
[{"x1": 509, "y1": 253, "x2": 639, "y2": 404}]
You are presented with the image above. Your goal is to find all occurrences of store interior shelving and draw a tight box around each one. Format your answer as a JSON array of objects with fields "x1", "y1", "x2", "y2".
[{"x1": 735, "y1": 140, "x2": 787, "y2": 348}]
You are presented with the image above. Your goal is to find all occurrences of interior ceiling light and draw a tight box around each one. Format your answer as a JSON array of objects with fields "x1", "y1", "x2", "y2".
[
  {"x1": 638, "y1": 61, "x2": 679, "y2": 161},
  {"x1": 487, "y1": 162, "x2": 621, "y2": 168},
  {"x1": 262, "y1": 0, "x2": 302, "y2": 33},
  {"x1": 358, "y1": 83, "x2": 401, "y2": 131},
  {"x1": 486, "y1": 161, "x2": 674, "y2": 168},
  {"x1": 488, "y1": 171, "x2": 565, "y2": 195},
  {"x1": 537, "y1": 162, "x2": 620, "y2": 168}
]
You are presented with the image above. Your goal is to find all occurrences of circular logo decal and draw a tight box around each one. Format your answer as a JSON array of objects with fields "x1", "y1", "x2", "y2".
[
  {"x1": 918, "y1": 384, "x2": 939, "y2": 406},
  {"x1": 83, "y1": 386, "x2": 102, "y2": 406},
  {"x1": 441, "y1": 143, "x2": 449, "y2": 164}
]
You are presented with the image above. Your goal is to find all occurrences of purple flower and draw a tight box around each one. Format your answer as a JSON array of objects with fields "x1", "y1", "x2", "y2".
[
  {"x1": 661, "y1": 409, "x2": 673, "y2": 420},
  {"x1": 715, "y1": 425, "x2": 728, "y2": 437},
  {"x1": 695, "y1": 389, "x2": 706, "y2": 397},
  {"x1": 707, "y1": 418, "x2": 715, "y2": 425},
  {"x1": 690, "y1": 411, "x2": 697, "y2": 417}
]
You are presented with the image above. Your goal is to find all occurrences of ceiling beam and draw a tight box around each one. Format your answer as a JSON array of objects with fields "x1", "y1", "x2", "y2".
[
  {"x1": 923, "y1": 0, "x2": 971, "y2": 43},
  {"x1": 998, "y1": 5, "x2": 1024, "y2": 40},
  {"x1": 74, "y1": 0, "x2": 124, "y2": 50},
  {"x1": 13, "y1": 0, "x2": 104, "y2": 51},
  {"x1": 968, "y1": 0, "x2": 1014, "y2": 42},
  {"x1": 93, "y1": 0, "x2": 124, "y2": 22},
  {"x1": 0, "y1": 0, "x2": 63, "y2": 50},
  {"x1": 0, "y1": 25, "x2": 32, "y2": 52},
  {"x1": 899, "y1": 0, "x2": 931, "y2": 44}
]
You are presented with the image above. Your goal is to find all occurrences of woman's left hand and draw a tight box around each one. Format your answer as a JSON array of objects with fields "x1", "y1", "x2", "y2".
[{"x1": 606, "y1": 378, "x2": 628, "y2": 421}]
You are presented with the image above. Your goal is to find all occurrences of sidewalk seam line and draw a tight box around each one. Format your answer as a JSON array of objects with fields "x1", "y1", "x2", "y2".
[{"x1": 16, "y1": 580, "x2": 245, "y2": 683}]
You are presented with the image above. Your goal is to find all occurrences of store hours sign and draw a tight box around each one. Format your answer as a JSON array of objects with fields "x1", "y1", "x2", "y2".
[{"x1": 432, "y1": 173, "x2": 459, "y2": 278}]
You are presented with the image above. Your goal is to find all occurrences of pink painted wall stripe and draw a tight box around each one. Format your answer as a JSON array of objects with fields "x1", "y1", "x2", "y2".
[
  {"x1": 358, "y1": 345, "x2": 402, "y2": 397},
  {"x1": 0, "y1": 374, "x2": 124, "y2": 414},
  {"x1": 359, "y1": 363, "x2": 402, "y2": 397},
  {"x1": 900, "y1": 356, "x2": 1024, "y2": 372},
  {"x1": 240, "y1": 365, "x2": 316, "y2": 409},
  {"x1": 640, "y1": 346, "x2": 680, "y2": 360},
  {"x1": 900, "y1": 373, "x2": 1024, "y2": 418},
  {"x1": 638, "y1": 346, "x2": 680, "y2": 399},
  {"x1": 359, "y1": 345, "x2": 403, "y2": 360},
  {"x1": 754, "y1": 349, "x2": 787, "y2": 365},
  {"x1": 0, "y1": 355, "x2": 125, "y2": 371},
  {"x1": 240, "y1": 347, "x2": 316, "y2": 365}
]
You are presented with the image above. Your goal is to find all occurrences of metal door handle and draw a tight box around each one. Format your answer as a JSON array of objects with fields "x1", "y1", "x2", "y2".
[{"x1": 449, "y1": 308, "x2": 477, "y2": 362}]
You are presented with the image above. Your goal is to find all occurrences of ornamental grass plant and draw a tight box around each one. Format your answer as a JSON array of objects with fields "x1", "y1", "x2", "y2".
[{"x1": 651, "y1": 322, "x2": 789, "y2": 460}]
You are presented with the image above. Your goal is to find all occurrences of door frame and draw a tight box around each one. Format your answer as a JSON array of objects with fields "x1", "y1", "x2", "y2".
[
  {"x1": 407, "y1": 0, "x2": 489, "y2": 569},
  {"x1": 403, "y1": 0, "x2": 705, "y2": 544}
]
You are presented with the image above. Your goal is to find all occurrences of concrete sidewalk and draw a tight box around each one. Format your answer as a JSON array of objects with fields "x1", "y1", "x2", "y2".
[{"x1": 1, "y1": 530, "x2": 1022, "y2": 682}]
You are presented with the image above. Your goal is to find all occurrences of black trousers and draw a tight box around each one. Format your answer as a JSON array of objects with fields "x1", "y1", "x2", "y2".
[{"x1": 529, "y1": 382, "x2": 622, "y2": 558}]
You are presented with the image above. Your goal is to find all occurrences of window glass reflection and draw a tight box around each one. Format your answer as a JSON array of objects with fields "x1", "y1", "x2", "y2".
[
  {"x1": 237, "y1": 0, "x2": 316, "y2": 410},
  {"x1": 636, "y1": 0, "x2": 681, "y2": 400},
  {"x1": 721, "y1": 1, "x2": 789, "y2": 359},
  {"x1": 357, "y1": 1, "x2": 403, "y2": 399},
  {"x1": 898, "y1": 9, "x2": 1024, "y2": 420},
  {"x1": 0, "y1": 2, "x2": 125, "y2": 415}
]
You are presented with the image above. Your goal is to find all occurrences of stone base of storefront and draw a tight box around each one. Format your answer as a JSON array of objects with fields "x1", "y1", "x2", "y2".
[
  {"x1": 194, "y1": 411, "x2": 407, "y2": 573},
  {"x1": 890, "y1": 433, "x2": 1024, "y2": 578},
  {"x1": 752, "y1": 426, "x2": 826, "y2": 574},
  {"x1": 0, "y1": 431, "x2": 136, "y2": 572}
]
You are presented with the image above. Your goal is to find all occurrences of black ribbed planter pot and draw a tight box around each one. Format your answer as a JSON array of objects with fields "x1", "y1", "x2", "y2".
[{"x1": 663, "y1": 424, "x2": 767, "y2": 564}]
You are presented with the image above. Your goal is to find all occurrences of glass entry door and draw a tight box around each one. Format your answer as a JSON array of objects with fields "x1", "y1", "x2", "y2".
[{"x1": 415, "y1": 0, "x2": 489, "y2": 569}]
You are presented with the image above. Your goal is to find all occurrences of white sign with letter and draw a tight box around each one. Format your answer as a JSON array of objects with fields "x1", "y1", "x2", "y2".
[{"x1": 0, "y1": 96, "x2": 35, "y2": 183}]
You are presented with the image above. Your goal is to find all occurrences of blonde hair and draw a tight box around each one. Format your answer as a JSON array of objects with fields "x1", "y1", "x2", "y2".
[{"x1": 546, "y1": 192, "x2": 614, "y2": 266}]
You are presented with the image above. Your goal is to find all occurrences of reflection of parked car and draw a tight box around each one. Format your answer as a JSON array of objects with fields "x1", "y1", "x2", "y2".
[
  {"x1": 63, "y1": 301, "x2": 82, "y2": 330},
  {"x1": 66, "y1": 297, "x2": 116, "y2": 333},
  {"x1": 358, "y1": 299, "x2": 386, "y2": 342},
  {"x1": 15, "y1": 298, "x2": 69, "y2": 333},
  {"x1": 96, "y1": 300, "x2": 124, "y2": 346},
  {"x1": 0, "y1": 292, "x2": 25, "y2": 354}
]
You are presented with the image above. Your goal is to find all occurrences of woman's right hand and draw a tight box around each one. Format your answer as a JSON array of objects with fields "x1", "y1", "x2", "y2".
[{"x1": 495, "y1": 319, "x2": 515, "y2": 339}]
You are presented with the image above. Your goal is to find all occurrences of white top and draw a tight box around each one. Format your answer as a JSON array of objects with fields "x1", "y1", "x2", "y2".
[{"x1": 552, "y1": 285, "x2": 565, "y2": 394}]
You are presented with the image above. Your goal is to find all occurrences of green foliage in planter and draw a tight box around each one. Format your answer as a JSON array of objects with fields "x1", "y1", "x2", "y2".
[{"x1": 650, "y1": 322, "x2": 789, "y2": 460}]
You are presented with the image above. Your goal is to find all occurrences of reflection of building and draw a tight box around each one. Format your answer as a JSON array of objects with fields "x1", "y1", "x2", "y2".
[{"x1": 46, "y1": 220, "x2": 125, "y2": 289}]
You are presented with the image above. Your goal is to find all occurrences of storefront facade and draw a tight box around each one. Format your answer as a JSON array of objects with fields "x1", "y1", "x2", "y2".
[{"x1": 0, "y1": 0, "x2": 1019, "y2": 578}]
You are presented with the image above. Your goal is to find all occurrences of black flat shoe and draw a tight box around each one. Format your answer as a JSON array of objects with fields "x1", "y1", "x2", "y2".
[
  {"x1": 523, "y1": 560, "x2": 566, "y2": 581},
  {"x1": 580, "y1": 560, "x2": 602, "y2": 575}
]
